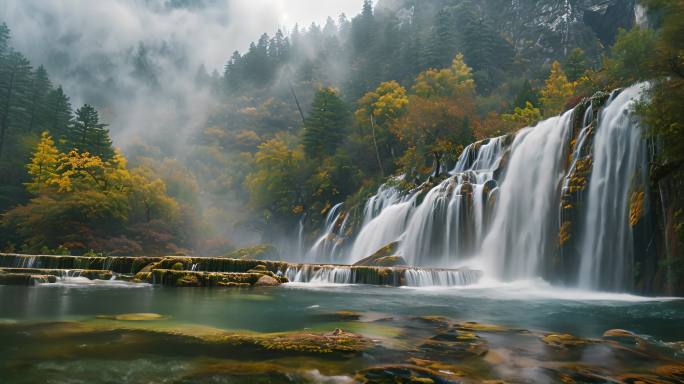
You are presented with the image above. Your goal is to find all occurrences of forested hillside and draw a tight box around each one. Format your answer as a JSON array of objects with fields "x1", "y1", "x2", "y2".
[{"x1": 0, "y1": 0, "x2": 682, "y2": 262}]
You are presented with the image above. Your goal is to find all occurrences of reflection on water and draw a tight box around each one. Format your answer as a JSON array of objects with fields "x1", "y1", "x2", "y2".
[{"x1": 1, "y1": 283, "x2": 683, "y2": 383}]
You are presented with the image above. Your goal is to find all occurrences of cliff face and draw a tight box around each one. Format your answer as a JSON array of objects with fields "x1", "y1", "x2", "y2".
[{"x1": 377, "y1": 0, "x2": 636, "y2": 62}]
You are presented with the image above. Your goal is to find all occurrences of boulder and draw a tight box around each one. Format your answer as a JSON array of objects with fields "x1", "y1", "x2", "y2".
[
  {"x1": 254, "y1": 275, "x2": 280, "y2": 287},
  {"x1": 354, "y1": 242, "x2": 407, "y2": 267}
]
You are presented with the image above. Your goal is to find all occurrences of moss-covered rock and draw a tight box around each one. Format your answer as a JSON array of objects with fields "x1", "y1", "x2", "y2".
[
  {"x1": 223, "y1": 245, "x2": 279, "y2": 261},
  {"x1": 355, "y1": 364, "x2": 453, "y2": 384},
  {"x1": 0, "y1": 272, "x2": 57, "y2": 285},
  {"x1": 354, "y1": 242, "x2": 404, "y2": 267},
  {"x1": 149, "y1": 269, "x2": 278, "y2": 288},
  {"x1": 0, "y1": 268, "x2": 112, "y2": 281},
  {"x1": 541, "y1": 333, "x2": 594, "y2": 348}
]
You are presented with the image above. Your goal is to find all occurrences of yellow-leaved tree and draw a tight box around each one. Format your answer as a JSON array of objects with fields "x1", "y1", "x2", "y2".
[
  {"x1": 392, "y1": 54, "x2": 477, "y2": 177},
  {"x1": 502, "y1": 101, "x2": 543, "y2": 129},
  {"x1": 26, "y1": 131, "x2": 60, "y2": 194},
  {"x1": 540, "y1": 61, "x2": 576, "y2": 117},
  {"x1": 355, "y1": 81, "x2": 409, "y2": 176}
]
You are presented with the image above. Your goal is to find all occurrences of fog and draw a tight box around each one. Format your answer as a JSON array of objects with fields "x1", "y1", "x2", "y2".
[{"x1": 2, "y1": 0, "x2": 362, "y2": 147}]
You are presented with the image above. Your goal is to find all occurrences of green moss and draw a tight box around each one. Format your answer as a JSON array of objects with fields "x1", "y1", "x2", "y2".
[{"x1": 223, "y1": 245, "x2": 279, "y2": 261}]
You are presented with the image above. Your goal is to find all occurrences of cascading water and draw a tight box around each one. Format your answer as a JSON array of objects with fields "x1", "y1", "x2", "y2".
[
  {"x1": 304, "y1": 83, "x2": 649, "y2": 292},
  {"x1": 305, "y1": 203, "x2": 348, "y2": 263},
  {"x1": 577, "y1": 84, "x2": 649, "y2": 291},
  {"x1": 481, "y1": 111, "x2": 573, "y2": 280}
]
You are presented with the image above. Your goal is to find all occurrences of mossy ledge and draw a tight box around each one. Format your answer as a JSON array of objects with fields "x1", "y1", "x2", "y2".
[{"x1": 0, "y1": 253, "x2": 482, "y2": 288}]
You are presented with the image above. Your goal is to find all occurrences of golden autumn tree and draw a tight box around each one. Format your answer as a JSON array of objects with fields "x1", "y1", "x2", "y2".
[
  {"x1": 393, "y1": 54, "x2": 477, "y2": 177},
  {"x1": 502, "y1": 101, "x2": 543, "y2": 129},
  {"x1": 355, "y1": 81, "x2": 409, "y2": 176},
  {"x1": 26, "y1": 131, "x2": 60, "y2": 194},
  {"x1": 540, "y1": 61, "x2": 576, "y2": 117},
  {"x1": 245, "y1": 135, "x2": 310, "y2": 218}
]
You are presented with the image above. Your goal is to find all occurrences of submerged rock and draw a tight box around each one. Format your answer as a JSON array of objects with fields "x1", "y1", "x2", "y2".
[
  {"x1": 0, "y1": 272, "x2": 57, "y2": 285},
  {"x1": 96, "y1": 313, "x2": 167, "y2": 321},
  {"x1": 355, "y1": 364, "x2": 459, "y2": 384},
  {"x1": 541, "y1": 333, "x2": 594, "y2": 348}
]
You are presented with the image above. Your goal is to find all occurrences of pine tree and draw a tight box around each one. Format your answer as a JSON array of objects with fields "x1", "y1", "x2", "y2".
[
  {"x1": 68, "y1": 104, "x2": 114, "y2": 160},
  {"x1": 513, "y1": 80, "x2": 539, "y2": 109},
  {"x1": 564, "y1": 48, "x2": 589, "y2": 82},
  {"x1": 302, "y1": 87, "x2": 350, "y2": 158},
  {"x1": 45, "y1": 86, "x2": 72, "y2": 145},
  {"x1": 26, "y1": 65, "x2": 53, "y2": 133},
  {"x1": 26, "y1": 131, "x2": 59, "y2": 194},
  {"x1": 0, "y1": 50, "x2": 33, "y2": 159},
  {"x1": 424, "y1": 9, "x2": 456, "y2": 69},
  {"x1": 0, "y1": 23, "x2": 9, "y2": 58}
]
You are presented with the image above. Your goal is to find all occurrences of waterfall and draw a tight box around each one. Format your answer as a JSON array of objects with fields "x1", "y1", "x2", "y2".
[
  {"x1": 349, "y1": 188, "x2": 415, "y2": 262},
  {"x1": 306, "y1": 203, "x2": 348, "y2": 263},
  {"x1": 577, "y1": 84, "x2": 648, "y2": 291},
  {"x1": 303, "y1": 84, "x2": 649, "y2": 292},
  {"x1": 481, "y1": 111, "x2": 573, "y2": 280}
]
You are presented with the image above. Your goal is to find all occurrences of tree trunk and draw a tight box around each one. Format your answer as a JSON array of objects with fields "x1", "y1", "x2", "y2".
[{"x1": 370, "y1": 114, "x2": 384, "y2": 177}]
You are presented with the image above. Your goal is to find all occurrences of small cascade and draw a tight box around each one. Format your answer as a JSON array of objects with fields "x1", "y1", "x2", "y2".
[
  {"x1": 306, "y1": 203, "x2": 349, "y2": 263},
  {"x1": 349, "y1": 135, "x2": 508, "y2": 266},
  {"x1": 283, "y1": 264, "x2": 482, "y2": 287},
  {"x1": 403, "y1": 269, "x2": 482, "y2": 287},
  {"x1": 350, "y1": 188, "x2": 416, "y2": 262},
  {"x1": 284, "y1": 265, "x2": 353, "y2": 284}
]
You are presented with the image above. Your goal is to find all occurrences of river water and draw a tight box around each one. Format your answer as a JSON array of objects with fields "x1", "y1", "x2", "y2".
[{"x1": 1, "y1": 280, "x2": 682, "y2": 383}]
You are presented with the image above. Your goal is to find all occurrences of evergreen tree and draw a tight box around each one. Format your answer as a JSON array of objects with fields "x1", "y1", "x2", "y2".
[
  {"x1": 68, "y1": 104, "x2": 114, "y2": 160},
  {"x1": 0, "y1": 23, "x2": 9, "y2": 58},
  {"x1": 45, "y1": 86, "x2": 73, "y2": 145},
  {"x1": 0, "y1": 50, "x2": 32, "y2": 159},
  {"x1": 424, "y1": 8, "x2": 456, "y2": 69},
  {"x1": 513, "y1": 80, "x2": 539, "y2": 109},
  {"x1": 564, "y1": 48, "x2": 589, "y2": 82},
  {"x1": 302, "y1": 87, "x2": 350, "y2": 158},
  {"x1": 26, "y1": 65, "x2": 52, "y2": 133}
]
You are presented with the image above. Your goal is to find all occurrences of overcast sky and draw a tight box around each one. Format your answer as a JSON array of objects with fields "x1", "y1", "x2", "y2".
[{"x1": 2, "y1": 0, "x2": 364, "y2": 71}]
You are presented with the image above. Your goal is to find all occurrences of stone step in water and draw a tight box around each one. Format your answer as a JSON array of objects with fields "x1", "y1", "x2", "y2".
[{"x1": 0, "y1": 253, "x2": 483, "y2": 287}]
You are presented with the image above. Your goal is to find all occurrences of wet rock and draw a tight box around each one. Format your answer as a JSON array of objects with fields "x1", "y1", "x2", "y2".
[
  {"x1": 419, "y1": 329, "x2": 489, "y2": 360},
  {"x1": 354, "y1": 242, "x2": 406, "y2": 267},
  {"x1": 655, "y1": 365, "x2": 684, "y2": 381},
  {"x1": 455, "y1": 321, "x2": 510, "y2": 333},
  {"x1": 254, "y1": 275, "x2": 280, "y2": 287},
  {"x1": 314, "y1": 310, "x2": 363, "y2": 322},
  {"x1": 541, "y1": 333, "x2": 594, "y2": 348},
  {"x1": 355, "y1": 364, "x2": 458, "y2": 384},
  {"x1": 0, "y1": 268, "x2": 112, "y2": 281},
  {"x1": 0, "y1": 272, "x2": 56, "y2": 285},
  {"x1": 151, "y1": 269, "x2": 260, "y2": 287},
  {"x1": 602, "y1": 329, "x2": 642, "y2": 345}
]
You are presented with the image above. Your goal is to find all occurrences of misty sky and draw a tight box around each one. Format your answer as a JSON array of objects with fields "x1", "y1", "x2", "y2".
[
  {"x1": 3, "y1": 0, "x2": 363, "y2": 71},
  {"x1": 1, "y1": 0, "x2": 365, "y2": 145}
]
